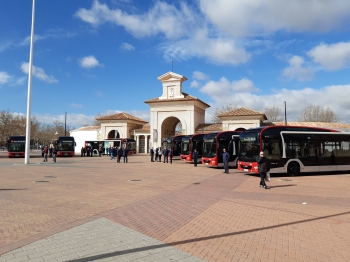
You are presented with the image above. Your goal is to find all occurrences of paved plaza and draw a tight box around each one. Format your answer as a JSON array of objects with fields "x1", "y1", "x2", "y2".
[{"x1": 0, "y1": 151, "x2": 349, "y2": 262}]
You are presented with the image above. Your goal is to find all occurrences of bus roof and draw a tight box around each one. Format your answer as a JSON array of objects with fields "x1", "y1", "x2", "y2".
[{"x1": 242, "y1": 125, "x2": 339, "y2": 135}]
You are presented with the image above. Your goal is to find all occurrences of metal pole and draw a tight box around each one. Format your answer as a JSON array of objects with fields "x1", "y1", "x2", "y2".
[
  {"x1": 24, "y1": 0, "x2": 36, "y2": 164},
  {"x1": 65, "y1": 112, "x2": 67, "y2": 136},
  {"x1": 284, "y1": 101, "x2": 287, "y2": 126}
]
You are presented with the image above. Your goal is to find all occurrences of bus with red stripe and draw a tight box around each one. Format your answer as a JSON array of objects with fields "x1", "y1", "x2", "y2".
[
  {"x1": 202, "y1": 129, "x2": 245, "y2": 167},
  {"x1": 237, "y1": 126, "x2": 350, "y2": 176},
  {"x1": 7, "y1": 136, "x2": 26, "y2": 157},
  {"x1": 180, "y1": 134, "x2": 206, "y2": 163},
  {"x1": 53, "y1": 136, "x2": 76, "y2": 156}
]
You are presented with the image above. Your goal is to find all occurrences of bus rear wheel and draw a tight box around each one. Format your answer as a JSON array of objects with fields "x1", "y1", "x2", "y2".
[{"x1": 287, "y1": 162, "x2": 300, "y2": 176}]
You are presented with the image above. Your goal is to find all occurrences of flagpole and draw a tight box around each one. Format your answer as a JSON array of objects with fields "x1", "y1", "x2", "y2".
[{"x1": 24, "y1": 0, "x2": 36, "y2": 164}]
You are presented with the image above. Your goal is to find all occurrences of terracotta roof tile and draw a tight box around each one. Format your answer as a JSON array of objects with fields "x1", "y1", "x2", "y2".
[
  {"x1": 96, "y1": 112, "x2": 148, "y2": 123},
  {"x1": 218, "y1": 107, "x2": 266, "y2": 118},
  {"x1": 131, "y1": 124, "x2": 150, "y2": 132},
  {"x1": 144, "y1": 92, "x2": 210, "y2": 107},
  {"x1": 71, "y1": 126, "x2": 101, "y2": 131},
  {"x1": 195, "y1": 123, "x2": 223, "y2": 132}
]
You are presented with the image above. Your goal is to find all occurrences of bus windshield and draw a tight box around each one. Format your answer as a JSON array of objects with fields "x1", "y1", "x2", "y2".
[
  {"x1": 203, "y1": 135, "x2": 217, "y2": 158},
  {"x1": 57, "y1": 141, "x2": 75, "y2": 151},
  {"x1": 239, "y1": 132, "x2": 260, "y2": 162},
  {"x1": 181, "y1": 137, "x2": 190, "y2": 155},
  {"x1": 8, "y1": 141, "x2": 25, "y2": 152}
]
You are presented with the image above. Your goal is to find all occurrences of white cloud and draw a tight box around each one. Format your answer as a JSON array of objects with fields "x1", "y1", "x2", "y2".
[
  {"x1": 200, "y1": 77, "x2": 259, "y2": 103},
  {"x1": 282, "y1": 55, "x2": 314, "y2": 81},
  {"x1": 193, "y1": 71, "x2": 208, "y2": 80},
  {"x1": 308, "y1": 42, "x2": 350, "y2": 71},
  {"x1": 20, "y1": 62, "x2": 58, "y2": 83},
  {"x1": 79, "y1": 55, "x2": 103, "y2": 68},
  {"x1": 120, "y1": 42, "x2": 135, "y2": 51},
  {"x1": 199, "y1": 0, "x2": 350, "y2": 37},
  {"x1": 35, "y1": 113, "x2": 95, "y2": 127},
  {"x1": 190, "y1": 80, "x2": 199, "y2": 88},
  {"x1": 161, "y1": 34, "x2": 250, "y2": 65},
  {"x1": 203, "y1": 83, "x2": 350, "y2": 123},
  {"x1": 0, "y1": 71, "x2": 12, "y2": 84},
  {"x1": 75, "y1": 0, "x2": 202, "y2": 39},
  {"x1": 76, "y1": 1, "x2": 252, "y2": 66}
]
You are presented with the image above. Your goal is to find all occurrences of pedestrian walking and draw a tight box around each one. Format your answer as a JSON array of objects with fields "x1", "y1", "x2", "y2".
[
  {"x1": 41, "y1": 146, "x2": 44, "y2": 157},
  {"x1": 81, "y1": 147, "x2": 84, "y2": 157},
  {"x1": 52, "y1": 146, "x2": 57, "y2": 162},
  {"x1": 193, "y1": 149, "x2": 198, "y2": 167},
  {"x1": 223, "y1": 148, "x2": 230, "y2": 174},
  {"x1": 257, "y1": 151, "x2": 270, "y2": 189},
  {"x1": 150, "y1": 147, "x2": 155, "y2": 162},
  {"x1": 43, "y1": 146, "x2": 48, "y2": 162},
  {"x1": 110, "y1": 147, "x2": 115, "y2": 160}
]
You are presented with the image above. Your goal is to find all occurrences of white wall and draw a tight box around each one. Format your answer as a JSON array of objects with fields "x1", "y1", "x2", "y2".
[{"x1": 70, "y1": 130, "x2": 101, "y2": 153}]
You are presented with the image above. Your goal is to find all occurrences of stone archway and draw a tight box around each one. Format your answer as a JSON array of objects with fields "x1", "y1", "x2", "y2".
[
  {"x1": 107, "y1": 130, "x2": 120, "y2": 139},
  {"x1": 161, "y1": 117, "x2": 181, "y2": 141}
]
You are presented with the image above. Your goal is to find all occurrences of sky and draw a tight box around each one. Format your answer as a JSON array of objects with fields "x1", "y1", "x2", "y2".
[{"x1": 1, "y1": 0, "x2": 350, "y2": 129}]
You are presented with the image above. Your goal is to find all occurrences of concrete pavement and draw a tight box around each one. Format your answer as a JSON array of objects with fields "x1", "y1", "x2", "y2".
[{"x1": 0, "y1": 151, "x2": 349, "y2": 261}]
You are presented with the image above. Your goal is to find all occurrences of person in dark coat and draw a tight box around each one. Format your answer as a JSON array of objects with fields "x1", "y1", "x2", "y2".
[
  {"x1": 117, "y1": 146, "x2": 122, "y2": 163},
  {"x1": 257, "y1": 151, "x2": 269, "y2": 189},
  {"x1": 52, "y1": 146, "x2": 57, "y2": 162},
  {"x1": 122, "y1": 147, "x2": 128, "y2": 163},
  {"x1": 222, "y1": 148, "x2": 230, "y2": 174},
  {"x1": 90, "y1": 147, "x2": 93, "y2": 157},
  {"x1": 155, "y1": 147, "x2": 159, "y2": 162},
  {"x1": 81, "y1": 147, "x2": 84, "y2": 157},
  {"x1": 150, "y1": 147, "x2": 154, "y2": 162},
  {"x1": 192, "y1": 149, "x2": 198, "y2": 167}
]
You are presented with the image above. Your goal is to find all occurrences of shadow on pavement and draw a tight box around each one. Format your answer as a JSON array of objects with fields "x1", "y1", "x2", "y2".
[{"x1": 66, "y1": 210, "x2": 350, "y2": 262}]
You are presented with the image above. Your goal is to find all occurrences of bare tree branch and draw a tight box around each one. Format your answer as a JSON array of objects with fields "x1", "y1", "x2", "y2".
[
  {"x1": 298, "y1": 105, "x2": 338, "y2": 122},
  {"x1": 264, "y1": 106, "x2": 283, "y2": 122}
]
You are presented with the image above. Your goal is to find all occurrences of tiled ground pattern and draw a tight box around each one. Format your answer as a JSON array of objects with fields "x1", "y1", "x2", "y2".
[{"x1": 0, "y1": 151, "x2": 349, "y2": 261}]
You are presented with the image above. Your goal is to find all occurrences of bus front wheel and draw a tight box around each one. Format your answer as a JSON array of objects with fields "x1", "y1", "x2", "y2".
[{"x1": 287, "y1": 162, "x2": 300, "y2": 176}]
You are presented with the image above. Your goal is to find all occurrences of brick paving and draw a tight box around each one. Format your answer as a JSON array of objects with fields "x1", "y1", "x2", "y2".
[{"x1": 0, "y1": 151, "x2": 349, "y2": 261}]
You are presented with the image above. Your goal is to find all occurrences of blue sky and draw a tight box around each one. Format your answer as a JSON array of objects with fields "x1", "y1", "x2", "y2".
[{"x1": 1, "y1": 0, "x2": 350, "y2": 128}]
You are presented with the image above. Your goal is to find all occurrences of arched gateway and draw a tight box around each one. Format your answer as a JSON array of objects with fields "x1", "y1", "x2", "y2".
[{"x1": 145, "y1": 72, "x2": 210, "y2": 148}]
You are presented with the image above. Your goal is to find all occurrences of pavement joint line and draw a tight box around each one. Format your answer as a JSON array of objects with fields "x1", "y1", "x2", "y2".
[{"x1": 1, "y1": 218, "x2": 204, "y2": 262}]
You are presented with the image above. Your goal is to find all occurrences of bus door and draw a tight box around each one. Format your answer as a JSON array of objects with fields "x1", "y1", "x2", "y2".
[{"x1": 228, "y1": 136, "x2": 238, "y2": 164}]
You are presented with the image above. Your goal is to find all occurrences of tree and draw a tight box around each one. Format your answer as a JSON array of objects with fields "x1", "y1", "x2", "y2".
[
  {"x1": 211, "y1": 104, "x2": 237, "y2": 123},
  {"x1": 264, "y1": 106, "x2": 283, "y2": 122},
  {"x1": 91, "y1": 112, "x2": 105, "y2": 126},
  {"x1": 298, "y1": 105, "x2": 338, "y2": 122}
]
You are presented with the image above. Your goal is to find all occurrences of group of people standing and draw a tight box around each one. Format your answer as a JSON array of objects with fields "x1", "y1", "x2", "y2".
[
  {"x1": 80, "y1": 147, "x2": 96, "y2": 157},
  {"x1": 109, "y1": 146, "x2": 129, "y2": 163},
  {"x1": 41, "y1": 144, "x2": 57, "y2": 162},
  {"x1": 150, "y1": 147, "x2": 173, "y2": 163}
]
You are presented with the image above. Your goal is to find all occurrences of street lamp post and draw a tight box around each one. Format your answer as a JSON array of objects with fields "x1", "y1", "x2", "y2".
[
  {"x1": 64, "y1": 112, "x2": 67, "y2": 136},
  {"x1": 24, "y1": 0, "x2": 36, "y2": 164}
]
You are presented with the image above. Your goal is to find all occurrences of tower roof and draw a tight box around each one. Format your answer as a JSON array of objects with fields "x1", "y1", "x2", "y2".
[{"x1": 96, "y1": 112, "x2": 148, "y2": 123}]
